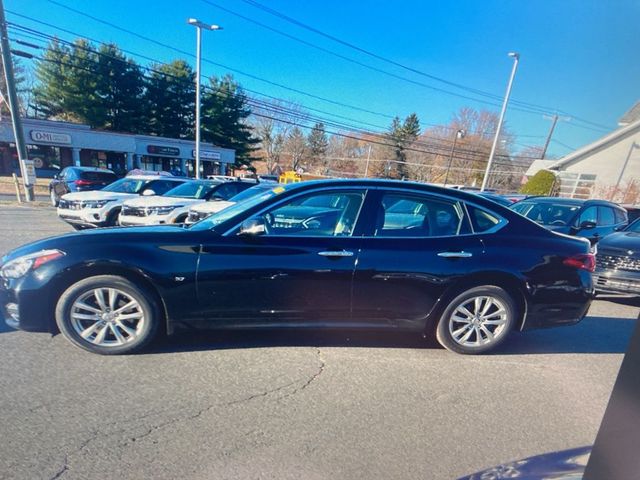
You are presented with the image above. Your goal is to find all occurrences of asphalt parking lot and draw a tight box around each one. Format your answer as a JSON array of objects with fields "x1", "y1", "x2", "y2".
[{"x1": 0, "y1": 205, "x2": 638, "y2": 480}]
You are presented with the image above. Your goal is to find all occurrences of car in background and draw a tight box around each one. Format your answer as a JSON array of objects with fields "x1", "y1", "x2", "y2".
[
  {"x1": 119, "y1": 179, "x2": 256, "y2": 226},
  {"x1": 49, "y1": 167, "x2": 117, "y2": 207},
  {"x1": 593, "y1": 217, "x2": 640, "y2": 296},
  {"x1": 56, "y1": 174, "x2": 188, "y2": 229},
  {"x1": 1, "y1": 179, "x2": 594, "y2": 355},
  {"x1": 185, "y1": 182, "x2": 276, "y2": 224},
  {"x1": 463, "y1": 190, "x2": 514, "y2": 207},
  {"x1": 510, "y1": 197, "x2": 627, "y2": 244},
  {"x1": 622, "y1": 204, "x2": 640, "y2": 224}
]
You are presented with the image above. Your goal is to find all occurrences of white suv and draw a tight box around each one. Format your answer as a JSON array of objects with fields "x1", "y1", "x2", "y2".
[
  {"x1": 185, "y1": 183, "x2": 277, "y2": 224},
  {"x1": 119, "y1": 180, "x2": 256, "y2": 226},
  {"x1": 56, "y1": 175, "x2": 188, "y2": 229}
]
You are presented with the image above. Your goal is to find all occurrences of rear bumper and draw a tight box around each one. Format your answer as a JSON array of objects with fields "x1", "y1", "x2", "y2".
[{"x1": 594, "y1": 269, "x2": 640, "y2": 295}]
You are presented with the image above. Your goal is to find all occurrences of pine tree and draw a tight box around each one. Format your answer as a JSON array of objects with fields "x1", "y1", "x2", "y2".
[
  {"x1": 200, "y1": 75, "x2": 260, "y2": 169},
  {"x1": 143, "y1": 60, "x2": 195, "y2": 138},
  {"x1": 307, "y1": 122, "x2": 329, "y2": 171}
]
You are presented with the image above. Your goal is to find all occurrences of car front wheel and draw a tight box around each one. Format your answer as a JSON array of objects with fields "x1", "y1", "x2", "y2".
[
  {"x1": 55, "y1": 275, "x2": 159, "y2": 355},
  {"x1": 436, "y1": 286, "x2": 515, "y2": 354}
]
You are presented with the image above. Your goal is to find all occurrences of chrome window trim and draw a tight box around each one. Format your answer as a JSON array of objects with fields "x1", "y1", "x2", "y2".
[{"x1": 221, "y1": 186, "x2": 369, "y2": 238}]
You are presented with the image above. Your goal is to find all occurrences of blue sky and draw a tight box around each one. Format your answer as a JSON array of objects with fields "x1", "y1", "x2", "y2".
[{"x1": 8, "y1": 0, "x2": 639, "y2": 158}]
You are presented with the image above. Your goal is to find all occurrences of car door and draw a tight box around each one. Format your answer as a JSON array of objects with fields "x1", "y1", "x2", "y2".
[
  {"x1": 351, "y1": 189, "x2": 488, "y2": 329},
  {"x1": 195, "y1": 188, "x2": 367, "y2": 326}
]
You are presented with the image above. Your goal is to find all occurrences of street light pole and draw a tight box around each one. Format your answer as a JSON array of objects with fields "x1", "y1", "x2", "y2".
[
  {"x1": 481, "y1": 52, "x2": 520, "y2": 192},
  {"x1": 443, "y1": 129, "x2": 465, "y2": 187},
  {"x1": 187, "y1": 18, "x2": 222, "y2": 179}
]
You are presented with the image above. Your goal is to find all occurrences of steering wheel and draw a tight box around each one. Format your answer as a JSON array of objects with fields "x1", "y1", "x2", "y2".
[{"x1": 550, "y1": 219, "x2": 566, "y2": 226}]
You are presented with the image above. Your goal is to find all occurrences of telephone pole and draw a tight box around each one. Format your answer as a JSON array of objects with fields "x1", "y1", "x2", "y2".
[
  {"x1": 540, "y1": 114, "x2": 570, "y2": 159},
  {"x1": 0, "y1": 0, "x2": 33, "y2": 201}
]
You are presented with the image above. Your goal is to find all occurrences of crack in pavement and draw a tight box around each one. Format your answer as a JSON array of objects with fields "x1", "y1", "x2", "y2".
[{"x1": 45, "y1": 348, "x2": 328, "y2": 477}]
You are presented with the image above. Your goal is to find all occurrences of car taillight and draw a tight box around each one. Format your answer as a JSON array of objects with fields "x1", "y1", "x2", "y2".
[
  {"x1": 75, "y1": 179, "x2": 94, "y2": 186},
  {"x1": 563, "y1": 254, "x2": 595, "y2": 272}
]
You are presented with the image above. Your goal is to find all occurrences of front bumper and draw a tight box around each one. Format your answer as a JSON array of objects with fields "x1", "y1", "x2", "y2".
[
  {"x1": 119, "y1": 214, "x2": 176, "y2": 226},
  {"x1": 594, "y1": 268, "x2": 640, "y2": 295},
  {"x1": 57, "y1": 206, "x2": 112, "y2": 228},
  {"x1": 0, "y1": 277, "x2": 53, "y2": 333}
]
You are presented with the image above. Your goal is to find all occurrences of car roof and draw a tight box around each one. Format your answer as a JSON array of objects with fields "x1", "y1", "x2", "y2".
[
  {"x1": 516, "y1": 196, "x2": 623, "y2": 207},
  {"x1": 124, "y1": 175, "x2": 188, "y2": 181},
  {"x1": 69, "y1": 166, "x2": 115, "y2": 173}
]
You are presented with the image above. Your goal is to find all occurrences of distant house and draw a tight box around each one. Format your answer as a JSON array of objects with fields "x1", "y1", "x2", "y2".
[{"x1": 545, "y1": 101, "x2": 640, "y2": 201}]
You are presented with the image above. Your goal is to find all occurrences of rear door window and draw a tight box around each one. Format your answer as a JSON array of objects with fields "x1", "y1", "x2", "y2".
[
  {"x1": 466, "y1": 205, "x2": 502, "y2": 233},
  {"x1": 598, "y1": 206, "x2": 616, "y2": 226}
]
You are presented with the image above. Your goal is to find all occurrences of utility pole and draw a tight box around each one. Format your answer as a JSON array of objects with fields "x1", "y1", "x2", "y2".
[
  {"x1": 364, "y1": 144, "x2": 372, "y2": 177},
  {"x1": 0, "y1": 0, "x2": 33, "y2": 201},
  {"x1": 443, "y1": 129, "x2": 465, "y2": 187},
  {"x1": 481, "y1": 52, "x2": 520, "y2": 192},
  {"x1": 540, "y1": 114, "x2": 570, "y2": 159}
]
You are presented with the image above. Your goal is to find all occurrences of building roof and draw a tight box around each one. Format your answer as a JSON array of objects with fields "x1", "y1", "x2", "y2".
[
  {"x1": 547, "y1": 118, "x2": 640, "y2": 171},
  {"x1": 619, "y1": 101, "x2": 640, "y2": 126},
  {"x1": 525, "y1": 159, "x2": 556, "y2": 177}
]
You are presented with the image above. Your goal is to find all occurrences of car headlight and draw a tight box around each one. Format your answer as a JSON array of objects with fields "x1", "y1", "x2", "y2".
[
  {"x1": 149, "y1": 205, "x2": 182, "y2": 215},
  {"x1": 0, "y1": 249, "x2": 66, "y2": 279},
  {"x1": 83, "y1": 199, "x2": 114, "y2": 209}
]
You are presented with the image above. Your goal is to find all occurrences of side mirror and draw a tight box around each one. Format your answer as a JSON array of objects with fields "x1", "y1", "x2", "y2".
[
  {"x1": 238, "y1": 217, "x2": 266, "y2": 236},
  {"x1": 579, "y1": 220, "x2": 597, "y2": 230},
  {"x1": 141, "y1": 189, "x2": 156, "y2": 196}
]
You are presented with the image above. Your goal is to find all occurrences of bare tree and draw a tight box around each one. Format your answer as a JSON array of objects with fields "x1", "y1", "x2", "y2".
[{"x1": 285, "y1": 126, "x2": 307, "y2": 171}]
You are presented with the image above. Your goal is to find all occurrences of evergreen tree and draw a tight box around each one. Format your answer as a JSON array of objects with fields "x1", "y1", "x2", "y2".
[
  {"x1": 307, "y1": 122, "x2": 329, "y2": 169},
  {"x1": 94, "y1": 44, "x2": 145, "y2": 132},
  {"x1": 385, "y1": 114, "x2": 420, "y2": 179},
  {"x1": 143, "y1": 60, "x2": 195, "y2": 138},
  {"x1": 200, "y1": 75, "x2": 259, "y2": 169}
]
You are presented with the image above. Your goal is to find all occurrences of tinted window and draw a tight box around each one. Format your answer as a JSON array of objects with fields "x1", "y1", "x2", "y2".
[
  {"x1": 212, "y1": 182, "x2": 249, "y2": 200},
  {"x1": 102, "y1": 178, "x2": 146, "y2": 193},
  {"x1": 166, "y1": 181, "x2": 220, "y2": 199},
  {"x1": 577, "y1": 206, "x2": 598, "y2": 225},
  {"x1": 598, "y1": 206, "x2": 616, "y2": 226},
  {"x1": 513, "y1": 202, "x2": 580, "y2": 226},
  {"x1": 260, "y1": 191, "x2": 365, "y2": 237},
  {"x1": 614, "y1": 208, "x2": 628, "y2": 224},
  {"x1": 64, "y1": 169, "x2": 77, "y2": 180},
  {"x1": 80, "y1": 171, "x2": 117, "y2": 182},
  {"x1": 147, "y1": 180, "x2": 184, "y2": 195},
  {"x1": 374, "y1": 194, "x2": 467, "y2": 237},
  {"x1": 228, "y1": 184, "x2": 274, "y2": 202},
  {"x1": 467, "y1": 205, "x2": 501, "y2": 233}
]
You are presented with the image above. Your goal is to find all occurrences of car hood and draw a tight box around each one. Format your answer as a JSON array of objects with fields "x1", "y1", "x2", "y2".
[
  {"x1": 1, "y1": 225, "x2": 188, "y2": 264},
  {"x1": 458, "y1": 446, "x2": 590, "y2": 480},
  {"x1": 62, "y1": 191, "x2": 136, "y2": 201},
  {"x1": 123, "y1": 196, "x2": 203, "y2": 208},
  {"x1": 597, "y1": 231, "x2": 640, "y2": 255},
  {"x1": 191, "y1": 200, "x2": 235, "y2": 214}
]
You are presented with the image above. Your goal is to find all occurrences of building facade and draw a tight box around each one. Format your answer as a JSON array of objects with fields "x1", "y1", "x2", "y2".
[{"x1": 0, "y1": 118, "x2": 235, "y2": 178}]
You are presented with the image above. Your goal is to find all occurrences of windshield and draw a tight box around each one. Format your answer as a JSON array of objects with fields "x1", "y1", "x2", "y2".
[
  {"x1": 101, "y1": 178, "x2": 147, "y2": 193},
  {"x1": 165, "y1": 181, "x2": 219, "y2": 199},
  {"x1": 511, "y1": 202, "x2": 580, "y2": 226},
  {"x1": 227, "y1": 184, "x2": 274, "y2": 202},
  {"x1": 192, "y1": 188, "x2": 281, "y2": 228},
  {"x1": 625, "y1": 219, "x2": 640, "y2": 232}
]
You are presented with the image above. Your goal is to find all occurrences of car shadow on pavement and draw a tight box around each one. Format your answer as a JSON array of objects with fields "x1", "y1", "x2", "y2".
[{"x1": 146, "y1": 314, "x2": 638, "y2": 356}]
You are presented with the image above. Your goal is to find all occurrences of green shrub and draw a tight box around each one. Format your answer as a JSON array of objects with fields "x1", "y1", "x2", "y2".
[{"x1": 520, "y1": 170, "x2": 556, "y2": 195}]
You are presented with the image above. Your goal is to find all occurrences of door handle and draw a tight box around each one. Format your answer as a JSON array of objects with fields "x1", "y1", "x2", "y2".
[
  {"x1": 437, "y1": 251, "x2": 473, "y2": 258},
  {"x1": 318, "y1": 250, "x2": 354, "y2": 257}
]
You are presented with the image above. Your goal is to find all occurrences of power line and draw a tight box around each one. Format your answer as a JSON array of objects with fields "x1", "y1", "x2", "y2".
[{"x1": 8, "y1": 21, "x2": 544, "y2": 161}]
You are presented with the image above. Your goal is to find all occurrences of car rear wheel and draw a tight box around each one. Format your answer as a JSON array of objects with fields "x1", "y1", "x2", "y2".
[
  {"x1": 436, "y1": 286, "x2": 515, "y2": 354},
  {"x1": 50, "y1": 190, "x2": 59, "y2": 207},
  {"x1": 55, "y1": 275, "x2": 159, "y2": 355}
]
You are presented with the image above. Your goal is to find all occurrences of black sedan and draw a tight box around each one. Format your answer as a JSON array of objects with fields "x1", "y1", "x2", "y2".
[
  {"x1": 1, "y1": 179, "x2": 594, "y2": 355},
  {"x1": 594, "y1": 218, "x2": 640, "y2": 296}
]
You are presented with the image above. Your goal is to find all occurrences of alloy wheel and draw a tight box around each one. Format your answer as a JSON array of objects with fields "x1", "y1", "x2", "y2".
[
  {"x1": 69, "y1": 288, "x2": 145, "y2": 347},
  {"x1": 448, "y1": 295, "x2": 508, "y2": 348}
]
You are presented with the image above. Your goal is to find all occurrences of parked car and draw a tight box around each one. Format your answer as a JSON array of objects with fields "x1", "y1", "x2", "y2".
[
  {"x1": 56, "y1": 174, "x2": 188, "y2": 229},
  {"x1": 185, "y1": 183, "x2": 276, "y2": 224},
  {"x1": 593, "y1": 217, "x2": 640, "y2": 296},
  {"x1": 119, "y1": 179, "x2": 256, "y2": 226},
  {"x1": 510, "y1": 197, "x2": 628, "y2": 244},
  {"x1": 621, "y1": 204, "x2": 640, "y2": 224},
  {"x1": 49, "y1": 167, "x2": 117, "y2": 207},
  {"x1": 1, "y1": 179, "x2": 594, "y2": 355},
  {"x1": 463, "y1": 190, "x2": 514, "y2": 207}
]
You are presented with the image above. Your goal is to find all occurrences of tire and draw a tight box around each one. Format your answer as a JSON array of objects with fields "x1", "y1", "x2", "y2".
[
  {"x1": 55, "y1": 275, "x2": 160, "y2": 355},
  {"x1": 50, "y1": 189, "x2": 59, "y2": 207},
  {"x1": 105, "y1": 208, "x2": 121, "y2": 227},
  {"x1": 435, "y1": 286, "x2": 516, "y2": 355}
]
